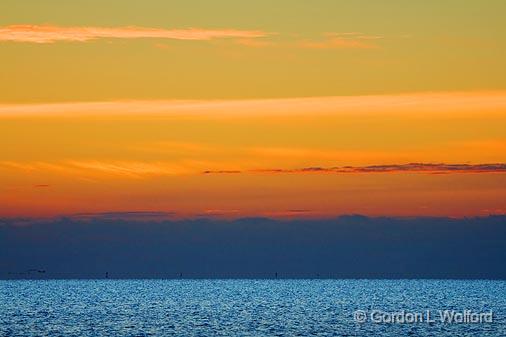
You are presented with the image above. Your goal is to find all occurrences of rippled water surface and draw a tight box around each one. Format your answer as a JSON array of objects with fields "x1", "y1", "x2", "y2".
[{"x1": 1, "y1": 279, "x2": 505, "y2": 336}]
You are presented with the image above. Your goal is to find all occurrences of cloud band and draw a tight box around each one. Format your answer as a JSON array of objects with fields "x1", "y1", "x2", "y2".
[
  {"x1": 0, "y1": 25, "x2": 269, "y2": 43},
  {"x1": 204, "y1": 163, "x2": 506, "y2": 175}
]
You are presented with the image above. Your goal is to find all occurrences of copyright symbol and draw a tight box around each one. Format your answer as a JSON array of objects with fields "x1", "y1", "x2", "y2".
[{"x1": 354, "y1": 310, "x2": 367, "y2": 323}]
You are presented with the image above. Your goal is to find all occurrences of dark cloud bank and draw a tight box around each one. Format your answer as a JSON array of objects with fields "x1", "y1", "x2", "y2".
[{"x1": 1, "y1": 215, "x2": 505, "y2": 279}]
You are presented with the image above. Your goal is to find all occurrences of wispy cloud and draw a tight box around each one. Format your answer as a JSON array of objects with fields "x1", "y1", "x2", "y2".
[
  {"x1": 66, "y1": 160, "x2": 176, "y2": 177},
  {"x1": 196, "y1": 209, "x2": 241, "y2": 217},
  {"x1": 203, "y1": 170, "x2": 242, "y2": 174},
  {"x1": 70, "y1": 211, "x2": 175, "y2": 220},
  {"x1": 203, "y1": 163, "x2": 506, "y2": 175},
  {"x1": 1, "y1": 91, "x2": 505, "y2": 118},
  {"x1": 0, "y1": 25, "x2": 269, "y2": 43},
  {"x1": 0, "y1": 160, "x2": 195, "y2": 179},
  {"x1": 298, "y1": 32, "x2": 383, "y2": 49},
  {"x1": 0, "y1": 26, "x2": 384, "y2": 49}
]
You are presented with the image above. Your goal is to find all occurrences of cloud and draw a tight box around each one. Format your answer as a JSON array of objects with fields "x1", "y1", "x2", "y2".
[
  {"x1": 203, "y1": 170, "x2": 242, "y2": 174},
  {"x1": 0, "y1": 160, "x2": 199, "y2": 179},
  {"x1": 2, "y1": 160, "x2": 505, "y2": 179},
  {"x1": 287, "y1": 209, "x2": 312, "y2": 213},
  {"x1": 70, "y1": 211, "x2": 175, "y2": 220},
  {"x1": 1, "y1": 91, "x2": 505, "y2": 118},
  {"x1": 0, "y1": 26, "x2": 384, "y2": 49},
  {"x1": 298, "y1": 32, "x2": 383, "y2": 49},
  {"x1": 0, "y1": 24, "x2": 269, "y2": 43},
  {"x1": 204, "y1": 163, "x2": 506, "y2": 175},
  {"x1": 345, "y1": 163, "x2": 506, "y2": 174},
  {"x1": 196, "y1": 209, "x2": 241, "y2": 217},
  {"x1": 67, "y1": 160, "x2": 176, "y2": 177}
]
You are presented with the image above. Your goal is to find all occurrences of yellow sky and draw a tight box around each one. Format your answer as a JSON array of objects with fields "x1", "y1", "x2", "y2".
[
  {"x1": 1, "y1": 1, "x2": 505, "y2": 218},
  {"x1": 2, "y1": 1, "x2": 506, "y2": 102}
]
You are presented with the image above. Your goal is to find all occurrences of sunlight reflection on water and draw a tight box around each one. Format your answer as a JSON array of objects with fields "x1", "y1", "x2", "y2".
[{"x1": 1, "y1": 279, "x2": 505, "y2": 336}]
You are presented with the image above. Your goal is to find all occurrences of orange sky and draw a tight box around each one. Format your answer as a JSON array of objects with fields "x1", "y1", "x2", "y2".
[
  {"x1": 1, "y1": 1, "x2": 506, "y2": 218},
  {"x1": 1, "y1": 93, "x2": 505, "y2": 218}
]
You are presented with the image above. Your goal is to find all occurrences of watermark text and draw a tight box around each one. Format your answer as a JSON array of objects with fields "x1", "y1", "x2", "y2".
[{"x1": 353, "y1": 309, "x2": 493, "y2": 324}]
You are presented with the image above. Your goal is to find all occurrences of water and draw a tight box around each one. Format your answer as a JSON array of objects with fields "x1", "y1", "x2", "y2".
[{"x1": 1, "y1": 279, "x2": 505, "y2": 336}]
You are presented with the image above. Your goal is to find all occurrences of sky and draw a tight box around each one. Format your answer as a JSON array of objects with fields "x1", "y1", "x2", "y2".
[{"x1": 1, "y1": 0, "x2": 506, "y2": 219}]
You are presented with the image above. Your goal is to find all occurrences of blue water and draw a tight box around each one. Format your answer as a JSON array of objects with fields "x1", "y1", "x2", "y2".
[{"x1": 1, "y1": 279, "x2": 505, "y2": 336}]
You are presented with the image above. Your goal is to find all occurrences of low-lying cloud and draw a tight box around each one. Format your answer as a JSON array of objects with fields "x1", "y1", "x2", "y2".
[
  {"x1": 1, "y1": 215, "x2": 505, "y2": 279},
  {"x1": 204, "y1": 163, "x2": 506, "y2": 175}
]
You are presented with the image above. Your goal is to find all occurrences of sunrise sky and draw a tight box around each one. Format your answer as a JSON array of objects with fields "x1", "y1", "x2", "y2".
[{"x1": 1, "y1": 0, "x2": 505, "y2": 218}]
